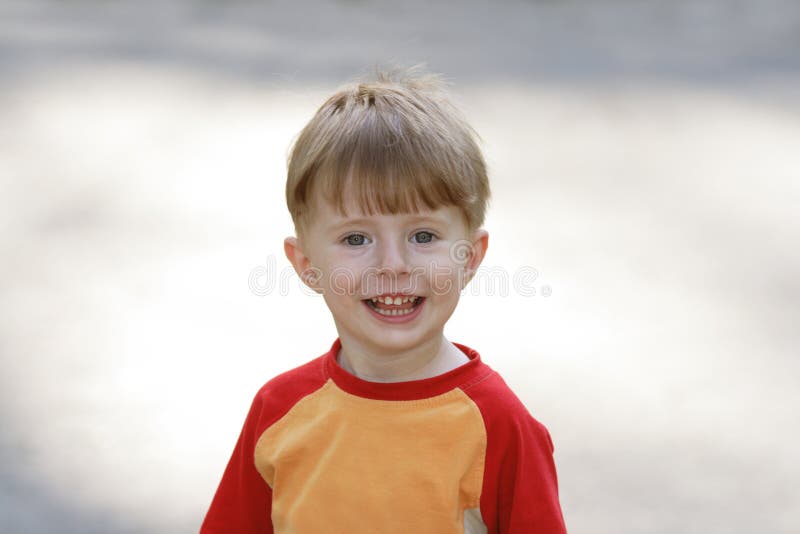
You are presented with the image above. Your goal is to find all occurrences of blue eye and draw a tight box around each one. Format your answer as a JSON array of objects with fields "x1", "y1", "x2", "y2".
[
  {"x1": 344, "y1": 234, "x2": 367, "y2": 246},
  {"x1": 413, "y1": 231, "x2": 435, "y2": 244}
]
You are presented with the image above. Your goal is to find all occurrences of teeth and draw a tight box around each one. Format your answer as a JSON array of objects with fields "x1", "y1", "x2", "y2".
[
  {"x1": 366, "y1": 296, "x2": 424, "y2": 317},
  {"x1": 369, "y1": 295, "x2": 421, "y2": 306},
  {"x1": 373, "y1": 306, "x2": 415, "y2": 316}
]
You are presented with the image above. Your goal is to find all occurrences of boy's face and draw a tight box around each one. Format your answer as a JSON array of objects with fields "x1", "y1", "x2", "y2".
[{"x1": 284, "y1": 192, "x2": 488, "y2": 357}]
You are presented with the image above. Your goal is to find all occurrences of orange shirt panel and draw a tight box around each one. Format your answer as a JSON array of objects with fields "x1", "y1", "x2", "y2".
[{"x1": 254, "y1": 379, "x2": 487, "y2": 533}]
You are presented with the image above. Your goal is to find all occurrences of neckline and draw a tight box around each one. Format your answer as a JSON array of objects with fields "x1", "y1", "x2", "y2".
[{"x1": 322, "y1": 338, "x2": 491, "y2": 401}]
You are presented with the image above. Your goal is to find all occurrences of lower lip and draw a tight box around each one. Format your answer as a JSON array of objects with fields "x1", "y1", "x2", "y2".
[{"x1": 363, "y1": 298, "x2": 425, "y2": 324}]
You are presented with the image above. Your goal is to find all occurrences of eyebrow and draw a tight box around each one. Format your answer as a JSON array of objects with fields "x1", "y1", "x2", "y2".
[
  {"x1": 328, "y1": 218, "x2": 375, "y2": 232},
  {"x1": 403, "y1": 214, "x2": 449, "y2": 225},
  {"x1": 327, "y1": 213, "x2": 449, "y2": 233}
]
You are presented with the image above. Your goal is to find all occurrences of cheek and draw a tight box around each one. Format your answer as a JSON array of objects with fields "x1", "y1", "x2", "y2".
[
  {"x1": 419, "y1": 242, "x2": 468, "y2": 267},
  {"x1": 420, "y1": 254, "x2": 466, "y2": 295},
  {"x1": 324, "y1": 268, "x2": 359, "y2": 295},
  {"x1": 420, "y1": 265, "x2": 463, "y2": 295},
  {"x1": 430, "y1": 273, "x2": 459, "y2": 295},
  {"x1": 319, "y1": 259, "x2": 373, "y2": 296}
]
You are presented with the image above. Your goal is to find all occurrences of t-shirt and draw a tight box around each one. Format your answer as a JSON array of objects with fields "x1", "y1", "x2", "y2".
[{"x1": 201, "y1": 339, "x2": 567, "y2": 533}]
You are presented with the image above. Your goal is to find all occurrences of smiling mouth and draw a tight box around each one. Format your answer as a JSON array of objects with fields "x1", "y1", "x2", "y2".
[{"x1": 364, "y1": 295, "x2": 425, "y2": 317}]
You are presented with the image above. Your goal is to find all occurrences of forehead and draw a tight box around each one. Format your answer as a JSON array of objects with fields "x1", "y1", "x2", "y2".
[
  {"x1": 308, "y1": 180, "x2": 449, "y2": 217},
  {"x1": 318, "y1": 194, "x2": 460, "y2": 221},
  {"x1": 303, "y1": 187, "x2": 464, "y2": 230}
]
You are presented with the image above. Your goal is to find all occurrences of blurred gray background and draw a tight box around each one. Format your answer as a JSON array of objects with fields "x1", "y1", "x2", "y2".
[{"x1": 1, "y1": 1, "x2": 799, "y2": 533}]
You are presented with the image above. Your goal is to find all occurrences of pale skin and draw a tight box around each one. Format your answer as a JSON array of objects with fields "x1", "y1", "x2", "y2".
[{"x1": 284, "y1": 193, "x2": 489, "y2": 383}]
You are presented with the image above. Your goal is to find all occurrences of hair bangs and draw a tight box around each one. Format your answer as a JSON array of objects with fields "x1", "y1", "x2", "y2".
[{"x1": 314, "y1": 115, "x2": 465, "y2": 220}]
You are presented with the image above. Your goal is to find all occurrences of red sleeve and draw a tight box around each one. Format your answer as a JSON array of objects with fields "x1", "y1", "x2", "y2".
[
  {"x1": 200, "y1": 356, "x2": 328, "y2": 534},
  {"x1": 200, "y1": 390, "x2": 274, "y2": 534},
  {"x1": 464, "y1": 372, "x2": 567, "y2": 533}
]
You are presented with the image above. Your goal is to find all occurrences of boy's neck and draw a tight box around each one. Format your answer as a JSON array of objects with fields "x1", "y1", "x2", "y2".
[{"x1": 335, "y1": 334, "x2": 470, "y2": 383}]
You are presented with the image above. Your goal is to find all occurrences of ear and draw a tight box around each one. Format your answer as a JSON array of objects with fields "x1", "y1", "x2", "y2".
[
  {"x1": 462, "y1": 229, "x2": 489, "y2": 287},
  {"x1": 284, "y1": 236, "x2": 322, "y2": 293}
]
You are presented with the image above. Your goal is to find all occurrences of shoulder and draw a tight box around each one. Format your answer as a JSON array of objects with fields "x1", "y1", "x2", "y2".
[
  {"x1": 245, "y1": 354, "x2": 330, "y2": 435},
  {"x1": 461, "y1": 367, "x2": 554, "y2": 451},
  {"x1": 253, "y1": 354, "x2": 329, "y2": 407}
]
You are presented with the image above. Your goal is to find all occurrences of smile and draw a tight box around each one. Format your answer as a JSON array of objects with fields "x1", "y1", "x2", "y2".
[{"x1": 364, "y1": 294, "x2": 425, "y2": 317}]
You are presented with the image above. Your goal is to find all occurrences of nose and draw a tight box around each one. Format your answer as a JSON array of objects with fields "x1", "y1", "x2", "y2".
[{"x1": 376, "y1": 237, "x2": 411, "y2": 276}]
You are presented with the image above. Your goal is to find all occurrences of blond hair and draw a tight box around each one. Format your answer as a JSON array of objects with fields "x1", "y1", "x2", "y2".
[{"x1": 286, "y1": 69, "x2": 490, "y2": 234}]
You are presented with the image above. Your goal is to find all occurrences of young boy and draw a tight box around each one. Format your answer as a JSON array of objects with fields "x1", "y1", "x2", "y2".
[{"x1": 201, "y1": 71, "x2": 566, "y2": 533}]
